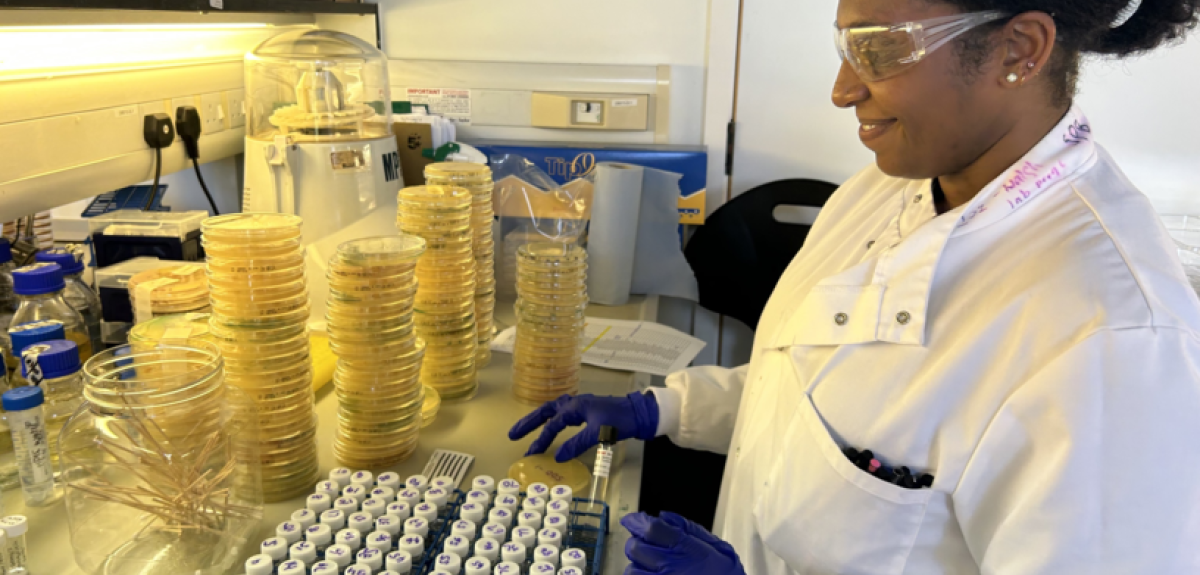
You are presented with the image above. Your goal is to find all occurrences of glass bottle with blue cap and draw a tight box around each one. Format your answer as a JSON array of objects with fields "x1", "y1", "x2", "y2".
[
  {"x1": 18, "y1": 339, "x2": 83, "y2": 466},
  {"x1": 35, "y1": 248, "x2": 102, "y2": 355},
  {"x1": 7, "y1": 319, "x2": 65, "y2": 387},
  {"x1": 0, "y1": 238, "x2": 17, "y2": 377},
  {"x1": 1, "y1": 385, "x2": 59, "y2": 506},
  {"x1": 10, "y1": 263, "x2": 91, "y2": 361}
]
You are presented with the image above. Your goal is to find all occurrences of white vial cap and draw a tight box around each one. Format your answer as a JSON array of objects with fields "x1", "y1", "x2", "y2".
[
  {"x1": 425, "y1": 487, "x2": 449, "y2": 510},
  {"x1": 363, "y1": 498, "x2": 388, "y2": 518},
  {"x1": 527, "y1": 483, "x2": 550, "y2": 499},
  {"x1": 398, "y1": 533, "x2": 425, "y2": 558},
  {"x1": 405, "y1": 474, "x2": 430, "y2": 492},
  {"x1": 290, "y1": 541, "x2": 318, "y2": 564},
  {"x1": 497, "y1": 479, "x2": 521, "y2": 496},
  {"x1": 500, "y1": 541, "x2": 526, "y2": 564},
  {"x1": 559, "y1": 569, "x2": 584, "y2": 575},
  {"x1": 278, "y1": 559, "x2": 307, "y2": 575},
  {"x1": 316, "y1": 480, "x2": 340, "y2": 497},
  {"x1": 387, "y1": 502, "x2": 412, "y2": 521},
  {"x1": 546, "y1": 500, "x2": 571, "y2": 516},
  {"x1": 530, "y1": 562, "x2": 557, "y2": 574},
  {"x1": 334, "y1": 497, "x2": 360, "y2": 515},
  {"x1": 466, "y1": 490, "x2": 490, "y2": 507},
  {"x1": 306, "y1": 523, "x2": 333, "y2": 546},
  {"x1": 512, "y1": 526, "x2": 537, "y2": 548},
  {"x1": 326, "y1": 544, "x2": 354, "y2": 568},
  {"x1": 367, "y1": 531, "x2": 393, "y2": 552},
  {"x1": 337, "y1": 528, "x2": 363, "y2": 551},
  {"x1": 451, "y1": 519, "x2": 476, "y2": 541},
  {"x1": 330, "y1": 468, "x2": 353, "y2": 487},
  {"x1": 380, "y1": 572, "x2": 402, "y2": 575},
  {"x1": 292, "y1": 509, "x2": 318, "y2": 529},
  {"x1": 358, "y1": 547, "x2": 385, "y2": 570},
  {"x1": 465, "y1": 556, "x2": 492, "y2": 575},
  {"x1": 349, "y1": 512, "x2": 375, "y2": 533},
  {"x1": 414, "y1": 502, "x2": 439, "y2": 523},
  {"x1": 396, "y1": 489, "x2": 422, "y2": 508},
  {"x1": 344, "y1": 485, "x2": 369, "y2": 503},
  {"x1": 518, "y1": 510, "x2": 543, "y2": 529},
  {"x1": 320, "y1": 509, "x2": 347, "y2": 530},
  {"x1": 311, "y1": 560, "x2": 340, "y2": 575},
  {"x1": 475, "y1": 537, "x2": 501, "y2": 561},
  {"x1": 431, "y1": 476, "x2": 457, "y2": 490},
  {"x1": 538, "y1": 528, "x2": 562, "y2": 548},
  {"x1": 444, "y1": 534, "x2": 470, "y2": 557},
  {"x1": 308, "y1": 493, "x2": 334, "y2": 512},
  {"x1": 345, "y1": 565, "x2": 373, "y2": 575},
  {"x1": 561, "y1": 548, "x2": 587, "y2": 569},
  {"x1": 494, "y1": 561, "x2": 520, "y2": 575},
  {"x1": 459, "y1": 503, "x2": 485, "y2": 524},
  {"x1": 522, "y1": 496, "x2": 547, "y2": 514},
  {"x1": 377, "y1": 472, "x2": 403, "y2": 491},
  {"x1": 488, "y1": 508, "x2": 512, "y2": 527},
  {"x1": 277, "y1": 521, "x2": 304, "y2": 544},
  {"x1": 351, "y1": 470, "x2": 375, "y2": 488},
  {"x1": 435, "y1": 552, "x2": 463, "y2": 574},
  {"x1": 543, "y1": 514, "x2": 567, "y2": 535},
  {"x1": 371, "y1": 486, "x2": 396, "y2": 502},
  {"x1": 261, "y1": 537, "x2": 289, "y2": 561},
  {"x1": 534, "y1": 545, "x2": 559, "y2": 566},
  {"x1": 376, "y1": 515, "x2": 402, "y2": 537},
  {"x1": 549, "y1": 485, "x2": 573, "y2": 502},
  {"x1": 403, "y1": 517, "x2": 429, "y2": 538},
  {"x1": 245, "y1": 554, "x2": 275, "y2": 575},
  {"x1": 471, "y1": 475, "x2": 496, "y2": 494},
  {"x1": 481, "y1": 523, "x2": 507, "y2": 544},
  {"x1": 494, "y1": 495, "x2": 519, "y2": 512},
  {"x1": 387, "y1": 550, "x2": 414, "y2": 573}
]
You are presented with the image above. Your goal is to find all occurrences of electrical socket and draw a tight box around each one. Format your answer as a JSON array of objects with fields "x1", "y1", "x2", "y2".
[
  {"x1": 199, "y1": 92, "x2": 225, "y2": 134},
  {"x1": 226, "y1": 89, "x2": 247, "y2": 129}
]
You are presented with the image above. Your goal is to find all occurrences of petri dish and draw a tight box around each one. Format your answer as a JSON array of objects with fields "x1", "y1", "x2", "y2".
[
  {"x1": 207, "y1": 266, "x2": 306, "y2": 290},
  {"x1": 202, "y1": 237, "x2": 302, "y2": 259},
  {"x1": 326, "y1": 318, "x2": 415, "y2": 343},
  {"x1": 399, "y1": 184, "x2": 472, "y2": 206},
  {"x1": 334, "y1": 235, "x2": 426, "y2": 266},
  {"x1": 421, "y1": 385, "x2": 440, "y2": 427},
  {"x1": 507, "y1": 454, "x2": 590, "y2": 493},
  {"x1": 209, "y1": 317, "x2": 307, "y2": 342},
  {"x1": 328, "y1": 284, "x2": 419, "y2": 306},
  {"x1": 475, "y1": 346, "x2": 493, "y2": 368},
  {"x1": 202, "y1": 213, "x2": 303, "y2": 242},
  {"x1": 425, "y1": 161, "x2": 492, "y2": 180},
  {"x1": 415, "y1": 297, "x2": 475, "y2": 316},
  {"x1": 328, "y1": 334, "x2": 421, "y2": 362},
  {"x1": 207, "y1": 254, "x2": 305, "y2": 275},
  {"x1": 210, "y1": 278, "x2": 306, "y2": 301},
  {"x1": 327, "y1": 298, "x2": 414, "y2": 319}
]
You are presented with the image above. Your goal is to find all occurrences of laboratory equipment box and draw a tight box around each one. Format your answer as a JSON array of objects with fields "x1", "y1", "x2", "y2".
[{"x1": 87, "y1": 210, "x2": 207, "y2": 267}]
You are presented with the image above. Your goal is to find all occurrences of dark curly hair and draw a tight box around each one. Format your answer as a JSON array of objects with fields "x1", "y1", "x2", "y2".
[{"x1": 946, "y1": 0, "x2": 1200, "y2": 105}]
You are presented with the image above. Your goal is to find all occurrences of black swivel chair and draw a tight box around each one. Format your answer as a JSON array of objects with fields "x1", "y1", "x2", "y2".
[{"x1": 639, "y1": 178, "x2": 838, "y2": 530}]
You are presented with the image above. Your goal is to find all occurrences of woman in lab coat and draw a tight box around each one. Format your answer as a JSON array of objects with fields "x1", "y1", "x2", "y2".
[{"x1": 511, "y1": 0, "x2": 1200, "y2": 573}]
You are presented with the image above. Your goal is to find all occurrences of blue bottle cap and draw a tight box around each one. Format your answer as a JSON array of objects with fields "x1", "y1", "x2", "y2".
[
  {"x1": 0, "y1": 238, "x2": 10, "y2": 264},
  {"x1": 9, "y1": 320, "x2": 66, "y2": 358},
  {"x1": 35, "y1": 249, "x2": 84, "y2": 276},
  {"x1": 2, "y1": 386, "x2": 45, "y2": 411},
  {"x1": 12, "y1": 263, "x2": 65, "y2": 296},
  {"x1": 20, "y1": 339, "x2": 81, "y2": 379}
]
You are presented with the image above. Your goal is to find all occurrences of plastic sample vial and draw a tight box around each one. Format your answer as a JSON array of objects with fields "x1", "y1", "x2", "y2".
[
  {"x1": 351, "y1": 470, "x2": 375, "y2": 488},
  {"x1": 481, "y1": 522, "x2": 507, "y2": 544},
  {"x1": 335, "y1": 497, "x2": 360, "y2": 515},
  {"x1": 527, "y1": 483, "x2": 550, "y2": 499},
  {"x1": 474, "y1": 537, "x2": 500, "y2": 561},
  {"x1": 378, "y1": 472, "x2": 403, "y2": 491},
  {"x1": 316, "y1": 480, "x2": 341, "y2": 498},
  {"x1": 500, "y1": 541, "x2": 526, "y2": 565},
  {"x1": 561, "y1": 548, "x2": 587, "y2": 569},
  {"x1": 511, "y1": 526, "x2": 537, "y2": 549},
  {"x1": 6, "y1": 319, "x2": 64, "y2": 387},
  {"x1": 497, "y1": 478, "x2": 521, "y2": 497},
  {"x1": 261, "y1": 537, "x2": 290, "y2": 565},
  {"x1": 387, "y1": 502, "x2": 412, "y2": 521},
  {"x1": 367, "y1": 530, "x2": 393, "y2": 552},
  {"x1": 588, "y1": 426, "x2": 618, "y2": 513},
  {"x1": 308, "y1": 493, "x2": 334, "y2": 512},
  {"x1": 338, "y1": 528, "x2": 363, "y2": 551},
  {"x1": 245, "y1": 554, "x2": 275, "y2": 575},
  {"x1": 465, "y1": 556, "x2": 492, "y2": 575},
  {"x1": 10, "y1": 263, "x2": 91, "y2": 361},
  {"x1": 543, "y1": 515, "x2": 567, "y2": 537},
  {"x1": 397, "y1": 488, "x2": 422, "y2": 508},
  {"x1": 460, "y1": 502, "x2": 486, "y2": 525},
  {"x1": 494, "y1": 494, "x2": 520, "y2": 513},
  {"x1": 344, "y1": 485, "x2": 369, "y2": 502},
  {"x1": 398, "y1": 533, "x2": 425, "y2": 558},
  {"x1": 406, "y1": 474, "x2": 430, "y2": 493},
  {"x1": 426, "y1": 486, "x2": 450, "y2": 510},
  {"x1": 276, "y1": 521, "x2": 304, "y2": 544},
  {"x1": 538, "y1": 529, "x2": 562, "y2": 549},
  {"x1": 350, "y1": 512, "x2": 375, "y2": 534},
  {"x1": 559, "y1": 568, "x2": 584, "y2": 575},
  {"x1": 372, "y1": 486, "x2": 396, "y2": 501},
  {"x1": 0, "y1": 517, "x2": 22, "y2": 574},
  {"x1": 404, "y1": 517, "x2": 429, "y2": 538},
  {"x1": 306, "y1": 523, "x2": 334, "y2": 553},
  {"x1": 436, "y1": 552, "x2": 463, "y2": 574},
  {"x1": 494, "y1": 561, "x2": 520, "y2": 575},
  {"x1": 18, "y1": 339, "x2": 83, "y2": 468},
  {"x1": 546, "y1": 500, "x2": 571, "y2": 517},
  {"x1": 312, "y1": 560, "x2": 341, "y2": 575},
  {"x1": 530, "y1": 562, "x2": 556, "y2": 574},
  {"x1": 331, "y1": 467, "x2": 354, "y2": 487},
  {"x1": 467, "y1": 489, "x2": 491, "y2": 507},
  {"x1": 444, "y1": 534, "x2": 470, "y2": 558},
  {"x1": 321, "y1": 509, "x2": 348, "y2": 530},
  {"x1": 363, "y1": 498, "x2": 387, "y2": 518},
  {"x1": 472, "y1": 475, "x2": 496, "y2": 494},
  {"x1": 345, "y1": 565, "x2": 372, "y2": 575},
  {"x1": 550, "y1": 485, "x2": 573, "y2": 502},
  {"x1": 431, "y1": 475, "x2": 457, "y2": 490},
  {"x1": 522, "y1": 496, "x2": 547, "y2": 515},
  {"x1": 34, "y1": 249, "x2": 101, "y2": 353},
  {"x1": 290, "y1": 541, "x2": 318, "y2": 564},
  {"x1": 387, "y1": 550, "x2": 414, "y2": 573},
  {"x1": 2, "y1": 388, "x2": 57, "y2": 506},
  {"x1": 452, "y1": 519, "x2": 476, "y2": 541},
  {"x1": 278, "y1": 559, "x2": 307, "y2": 575},
  {"x1": 488, "y1": 507, "x2": 513, "y2": 527},
  {"x1": 534, "y1": 545, "x2": 559, "y2": 566},
  {"x1": 376, "y1": 515, "x2": 402, "y2": 537},
  {"x1": 358, "y1": 547, "x2": 385, "y2": 570},
  {"x1": 414, "y1": 501, "x2": 439, "y2": 523},
  {"x1": 326, "y1": 544, "x2": 355, "y2": 569},
  {"x1": 518, "y1": 511, "x2": 543, "y2": 529},
  {"x1": 292, "y1": 508, "x2": 318, "y2": 529}
]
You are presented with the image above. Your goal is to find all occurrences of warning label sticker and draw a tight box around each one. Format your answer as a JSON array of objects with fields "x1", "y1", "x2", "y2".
[{"x1": 406, "y1": 88, "x2": 472, "y2": 125}]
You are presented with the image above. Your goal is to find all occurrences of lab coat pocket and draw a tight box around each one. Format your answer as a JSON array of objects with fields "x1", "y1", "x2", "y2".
[{"x1": 753, "y1": 394, "x2": 932, "y2": 575}]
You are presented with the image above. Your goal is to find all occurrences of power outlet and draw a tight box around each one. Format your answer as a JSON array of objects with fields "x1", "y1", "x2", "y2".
[
  {"x1": 226, "y1": 89, "x2": 247, "y2": 129},
  {"x1": 199, "y1": 92, "x2": 225, "y2": 134}
]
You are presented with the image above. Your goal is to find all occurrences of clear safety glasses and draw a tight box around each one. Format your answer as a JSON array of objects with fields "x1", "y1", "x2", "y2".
[{"x1": 834, "y1": 11, "x2": 1009, "y2": 82}]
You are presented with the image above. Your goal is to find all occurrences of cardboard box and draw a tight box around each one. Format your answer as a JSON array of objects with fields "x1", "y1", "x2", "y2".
[{"x1": 392, "y1": 122, "x2": 436, "y2": 188}]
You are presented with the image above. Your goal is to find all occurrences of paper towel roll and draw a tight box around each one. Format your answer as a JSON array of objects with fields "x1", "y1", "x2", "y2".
[{"x1": 586, "y1": 164, "x2": 643, "y2": 305}]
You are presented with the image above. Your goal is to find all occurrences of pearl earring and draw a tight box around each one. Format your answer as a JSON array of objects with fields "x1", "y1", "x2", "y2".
[
  {"x1": 1027, "y1": 62, "x2": 1036, "y2": 68},
  {"x1": 1006, "y1": 72, "x2": 1019, "y2": 83}
]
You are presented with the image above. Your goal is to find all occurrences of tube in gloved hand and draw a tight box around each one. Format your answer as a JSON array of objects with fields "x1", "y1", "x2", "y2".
[{"x1": 587, "y1": 425, "x2": 617, "y2": 518}]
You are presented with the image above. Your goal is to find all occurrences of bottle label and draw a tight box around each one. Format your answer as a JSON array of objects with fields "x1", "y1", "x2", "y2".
[
  {"x1": 595, "y1": 446, "x2": 614, "y2": 478},
  {"x1": 18, "y1": 413, "x2": 51, "y2": 483},
  {"x1": 21, "y1": 345, "x2": 45, "y2": 386}
]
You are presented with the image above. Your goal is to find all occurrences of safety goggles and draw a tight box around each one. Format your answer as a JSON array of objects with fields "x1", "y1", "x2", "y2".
[{"x1": 834, "y1": 11, "x2": 1009, "y2": 82}]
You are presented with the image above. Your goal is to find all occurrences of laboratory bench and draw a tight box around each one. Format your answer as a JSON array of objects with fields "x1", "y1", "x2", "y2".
[{"x1": 13, "y1": 294, "x2": 656, "y2": 574}]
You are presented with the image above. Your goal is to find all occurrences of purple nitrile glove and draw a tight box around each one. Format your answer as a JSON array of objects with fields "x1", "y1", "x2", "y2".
[
  {"x1": 508, "y1": 392, "x2": 659, "y2": 462},
  {"x1": 621, "y1": 512, "x2": 746, "y2": 575}
]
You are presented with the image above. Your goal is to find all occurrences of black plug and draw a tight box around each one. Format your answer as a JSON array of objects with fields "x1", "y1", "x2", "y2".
[
  {"x1": 175, "y1": 105, "x2": 202, "y2": 160},
  {"x1": 143, "y1": 113, "x2": 175, "y2": 149}
]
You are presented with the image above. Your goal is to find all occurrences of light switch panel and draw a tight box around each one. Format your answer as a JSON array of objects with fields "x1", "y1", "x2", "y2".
[{"x1": 573, "y1": 101, "x2": 604, "y2": 125}]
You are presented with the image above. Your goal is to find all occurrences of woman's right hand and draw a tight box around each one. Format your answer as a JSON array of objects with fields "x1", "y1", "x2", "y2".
[{"x1": 508, "y1": 392, "x2": 660, "y2": 462}]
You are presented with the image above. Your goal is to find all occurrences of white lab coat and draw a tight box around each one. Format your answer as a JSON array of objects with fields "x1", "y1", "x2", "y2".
[{"x1": 651, "y1": 108, "x2": 1200, "y2": 574}]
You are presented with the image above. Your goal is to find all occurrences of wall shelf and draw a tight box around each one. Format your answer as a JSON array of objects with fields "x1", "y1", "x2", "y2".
[{"x1": 0, "y1": 0, "x2": 376, "y2": 14}]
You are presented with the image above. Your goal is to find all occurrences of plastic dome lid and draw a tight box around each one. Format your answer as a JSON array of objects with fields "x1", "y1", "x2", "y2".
[
  {"x1": 12, "y1": 262, "x2": 64, "y2": 295},
  {"x1": 248, "y1": 29, "x2": 384, "y2": 61},
  {"x1": 20, "y1": 339, "x2": 81, "y2": 379},
  {"x1": 9, "y1": 319, "x2": 66, "y2": 356},
  {"x1": 35, "y1": 248, "x2": 84, "y2": 275}
]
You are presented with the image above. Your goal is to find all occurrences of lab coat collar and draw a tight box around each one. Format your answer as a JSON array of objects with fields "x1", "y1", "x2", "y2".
[{"x1": 776, "y1": 107, "x2": 1096, "y2": 349}]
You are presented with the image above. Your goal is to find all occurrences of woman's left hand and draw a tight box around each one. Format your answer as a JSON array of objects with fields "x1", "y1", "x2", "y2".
[{"x1": 622, "y1": 511, "x2": 746, "y2": 575}]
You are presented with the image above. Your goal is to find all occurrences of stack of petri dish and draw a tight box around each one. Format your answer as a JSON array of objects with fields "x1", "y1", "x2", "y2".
[
  {"x1": 325, "y1": 236, "x2": 427, "y2": 469},
  {"x1": 424, "y1": 163, "x2": 497, "y2": 368},
  {"x1": 201, "y1": 213, "x2": 317, "y2": 502},
  {"x1": 512, "y1": 243, "x2": 588, "y2": 405},
  {"x1": 396, "y1": 185, "x2": 480, "y2": 402},
  {"x1": 127, "y1": 264, "x2": 210, "y2": 319},
  {"x1": 421, "y1": 384, "x2": 441, "y2": 428}
]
